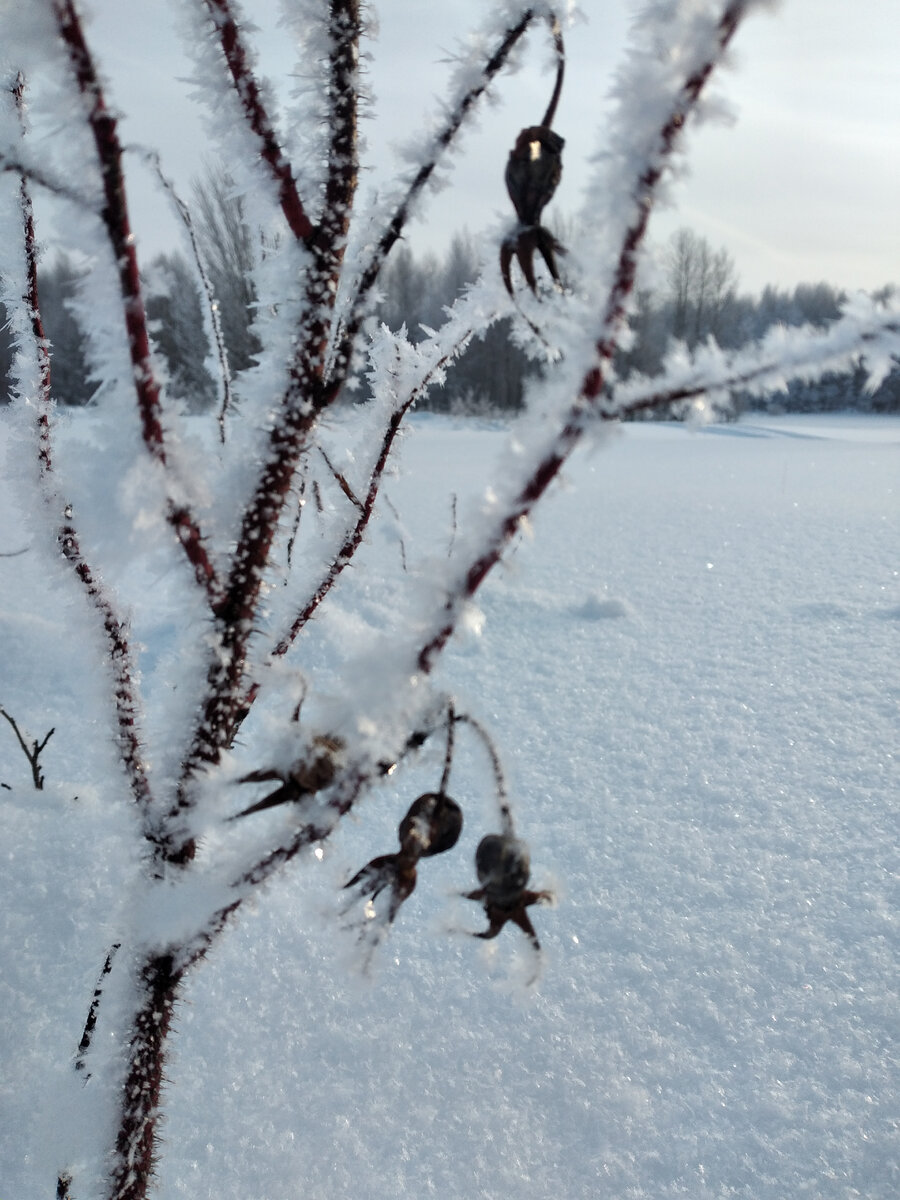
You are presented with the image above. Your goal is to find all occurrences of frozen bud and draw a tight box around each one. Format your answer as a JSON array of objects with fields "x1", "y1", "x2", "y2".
[
  {"x1": 290, "y1": 735, "x2": 344, "y2": 793},
  {"x1": 475, "y1": 834, "x2": 530, "y2": 904},
  {"x1": 398, "y1": 792, "x2": 463, "y2": 857}
]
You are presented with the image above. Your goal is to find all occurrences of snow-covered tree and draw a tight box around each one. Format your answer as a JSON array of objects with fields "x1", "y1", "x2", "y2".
[
  {"x1": 145, "y1": 251, "x2": 218, "y2": 412},
  {"x1": 1, "y1": 2, "x2": 898, "y2": 1198},
  {"x1": 666, "y1": 226, "x2": 739, "y2": 348}
]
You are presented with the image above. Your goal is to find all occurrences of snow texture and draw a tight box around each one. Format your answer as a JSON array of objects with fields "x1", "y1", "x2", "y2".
[{"x1": 2, "y1": 411, "x2": 898, "y2": 1199}]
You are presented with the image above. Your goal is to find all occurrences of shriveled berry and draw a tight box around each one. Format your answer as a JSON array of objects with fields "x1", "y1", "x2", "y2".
[
  {"x1": 474, "y1": 833, "x2": 530, "y2": 904},
  {"x1": 398, "y1": 792, "x2": 463, "y2": 857}
]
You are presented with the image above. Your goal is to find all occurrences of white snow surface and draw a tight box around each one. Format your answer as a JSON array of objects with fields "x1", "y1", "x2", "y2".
[{"x1": 1, "y1": 410, "x2": 898, "y2": 1198}]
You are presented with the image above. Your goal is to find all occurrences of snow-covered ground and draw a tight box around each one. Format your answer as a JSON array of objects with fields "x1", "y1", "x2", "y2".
[{"x1": 1, "y1": 411, "x2": 898, "y2": 1198}]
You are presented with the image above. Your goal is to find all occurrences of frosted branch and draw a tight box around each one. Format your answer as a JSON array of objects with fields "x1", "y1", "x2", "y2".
[
  {"x1": 0, "y1": 152, "x2": 95, "y2": 209},
  {"x1": 309, "y1": 0, "x2": 362, "y2": 379},
  {"x1": 608, "y1": 299, "x2": 900, "y2": 419},
  {"x1": 51, "y1": 0, "x2": 220, "y2": 603},
  {"x1": 197, "y1": 0, "x2": 314, "y2": 240},
  {"x1": 5, "y1": 72, "x2": 157, "y2": 829}
]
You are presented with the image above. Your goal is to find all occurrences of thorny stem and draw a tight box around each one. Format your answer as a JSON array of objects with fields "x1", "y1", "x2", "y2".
[
  {"x1": 12, "y1": 75, "x2": 52, "y2": 410},
  {"x1": 312, "y1": 0, "x2": 361, "y2": 263},
  {"x1": 605, "y1": 315, "x2": 900, "y2": 418},
  {"x1": 199, "y1": 0, "x2": 314, "y2": 241},
  {"x1": 417, "y1": 1, "x2": 752, "y2": 675},
  {"x1": 107, "y1": 954, "x2": 185, "y2": 1200},
  {"x1": 51, "y1": 0, "x2": 219, "y2": 603},
  {"x1": 56, "y1": 518, "x2": 157, "y2": 822},
  {"x1": 11, "y1": 70, "x2": 156, "y2": 832},
  {"x1": 104, "y1": 766, "x2": 366, "y2": 1200}
]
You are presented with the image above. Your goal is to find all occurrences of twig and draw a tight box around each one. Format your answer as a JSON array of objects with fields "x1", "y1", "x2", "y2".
[
  {"x1": 319, "y1": 445, "x2": 364, "y2": 512},
  {"x1": 0, "y1": 705, "x2": 55, "y2": 790},
  {"x1": 454, "y1": 711, "x2": 512, "y2": 834},
  {"x1": 74, "y1": 943, "x2": 121, "y2": 1076},
  {"x1": 0, "y1": 153, "x2": 95, "y2": 210},
  {"x1": 440, "y1": 703, "x2": 456, "y2": 794},
  {"x1": 144, "y1": 149, "x2": 235, "y2": 443},
  {"x1": 447, "y1": 493, "x2": 458, "y2": 558},
  {"x1": 381, "y1": 491, "x2": 408, "y2": 573},
  {"x1": 540, "y1": 14, "x2": 566, "y2": 130},
  {"x1": 285, "y1": 474, "x2": 307, "y2": 571},
  {"x1": 606, "y1": 309, "x2": 900, "y2": 418}
]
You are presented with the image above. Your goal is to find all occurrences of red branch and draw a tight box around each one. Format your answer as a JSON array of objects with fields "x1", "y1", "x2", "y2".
[
  {"x1": 108, "y1": 954, "x2": 184, "y2": 1200},
  {"x1": 12, "y1": 71, "x2": 157, "y2": 829},
  {"x1": 311, "y1": 0, "x2": 362, "y2": 378},
  {"x1": 200, "y1": 0, "x2": 314, "y2": 241},
  {"x1": 51, "y1": 0, "x2": 219, "y2": 603}
]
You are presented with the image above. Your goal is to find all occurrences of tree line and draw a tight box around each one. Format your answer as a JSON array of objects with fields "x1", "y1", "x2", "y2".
[{"x1": 2, "y1": 173, "x2": 896, "y2": 415}]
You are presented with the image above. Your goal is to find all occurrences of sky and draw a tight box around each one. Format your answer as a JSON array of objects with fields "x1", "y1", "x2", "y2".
[{"x1": 22, "y1": 0, "x2": 900, "y2": 295}]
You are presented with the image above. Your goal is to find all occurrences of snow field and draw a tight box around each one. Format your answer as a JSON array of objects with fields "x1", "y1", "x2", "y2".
[{"x1": 1, "y1": 412, "x2": 898, "y2": 1198}]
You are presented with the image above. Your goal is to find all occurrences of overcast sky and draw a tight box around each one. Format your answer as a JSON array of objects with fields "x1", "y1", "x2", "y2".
[{"x1": 36, "y1": 0, "x2": 900, "y2": 295}]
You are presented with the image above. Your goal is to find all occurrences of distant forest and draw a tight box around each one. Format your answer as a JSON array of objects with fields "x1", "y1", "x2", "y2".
[{"x1": 2, "y1": 171, "x2": 896, "y2": 416}]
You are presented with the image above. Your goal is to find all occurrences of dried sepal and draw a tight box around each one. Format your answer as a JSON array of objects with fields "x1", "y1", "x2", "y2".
[
  {"x1": 341, "y1": 792, "x2": 463, "y2": 961},
  {"x1": 464, "y1": 832, "x2": 553, "y2": 971},
  {"x1": 230, "y1": 735, "x2": 345, "y2": 820}
]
